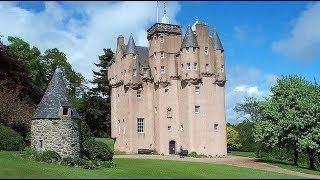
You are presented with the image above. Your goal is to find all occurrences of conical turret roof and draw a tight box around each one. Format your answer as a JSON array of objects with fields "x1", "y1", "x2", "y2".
[
  {"x1": 181, "y1": 25, "x2": 199, "y2": 49},
  {"x1": 32, "y1": 68, "x2": 80, "y2": 119},
  {"x1": 213, "y1": 28, "x2": 224, "y2": 51},
  {"x1": 124, "y1": 35, "x2": 138, "y2": 55}
]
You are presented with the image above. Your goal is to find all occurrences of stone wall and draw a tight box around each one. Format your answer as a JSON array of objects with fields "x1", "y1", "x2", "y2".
[{"x1": 31, "y1": 118, "x2": 80, "y2": 158}]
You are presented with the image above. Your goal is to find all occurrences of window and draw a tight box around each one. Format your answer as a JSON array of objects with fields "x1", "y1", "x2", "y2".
[
  {"x1": 143, "y1": 68, "x2": 147, "y2": 77},
  {"x1": 186, "y1": 47, "x2": 189, "y2": 53},
  {"x1": 160, "y1": 66, "x2": 165, "y2": 74},
  {"x1": 193, "y1": 47, "x2": 196, "y2": 53},
  {"x1": 137, "y1": 90, "x2": 142, "y2": 98},
  {"x1": 154, "y1": 67, "x2": 157, "y2": 74},
  {"x1": 181, "y1": 64, "x2": 184, "y2": 71},
  {"x1": 160, "y1": 36, "x2": 164, "y2": 43},
  {"x1": 221, "y1": 65, "x2": 224, "y2": 73},
  {"x1": 133, "y1": 69, "x2": 137, "y2": 76},
  {"x1": 195, "y1": 106, "x2": 200, "y2": 113},
  {"x1": 194, "y1": 63, "x2": 198, "y2": 70},
  {"x1": 186, "y1": 63, "x2": 191, "y2": 70},
  {"x1": 195, "y1": 86, "x2": 200, "y2": 94},
  {"x1": 180, "y1": 125, "x2": 184, "y2": 131},
  {"x1": 63, "y1": 107, "x2": 68, "y2": 115},
  {"x1": 205, "y1": 64, "x2": 209, "y2": 72},
  {"x1": 154, "y1": 52, "x2": 157, "y2": 59},
  {"x1": 167, "y1": 107, "x2": 172, "y2": 118},
  {"x1": 124, "y1": 70, "x2": 127, "y2": 77},
  {"x1": 154, "y1": 36, "x2": 157, "y2": 44},
  {"x1": 205, "y1": 47, "x2": 208, "y2": 55},
  {"x1": 165, "y1": 88, "x2": 169, "y2": 94},
  {"x1": 118, "y1": 120, "x2": 121, "y2": 134},
  {"x1": 160, "y1": 51, "x2": 164, "y2": 59},
  {"x1": 123, "y1": 119, "x2": 126, "y2": 134},
  {"x1": 133, "y1": 54, "x2": 137, "y2": 59},
  {"x1": 39, "y1": 140, "x2": 43, "y2": 149},
  {"x1": 168, "y1": 126, "x2": 172, "y2": 131},
  {"x1": 214, "y1": 124, "x2": 219, "y2": 131},
  {"x1": 137, "y1": 118, "x2": 144, "y2": 133},
  {"x1": 155, "y1": 106, "x2": 158, "y2": 113}
]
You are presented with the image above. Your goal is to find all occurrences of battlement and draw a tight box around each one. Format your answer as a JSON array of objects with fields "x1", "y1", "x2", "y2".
[{"x1": 147, "y1": 23, "x2": 182, "y2": 39}]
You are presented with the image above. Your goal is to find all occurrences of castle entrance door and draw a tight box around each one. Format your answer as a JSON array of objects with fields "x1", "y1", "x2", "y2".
[{"x1": 169, "y1": 140, "x2": 176, "y2": 154}]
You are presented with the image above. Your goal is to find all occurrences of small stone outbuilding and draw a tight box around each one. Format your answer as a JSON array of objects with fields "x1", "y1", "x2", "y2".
[{"x1": 31, "y1": 68, "x2": 81, "y2": 157}]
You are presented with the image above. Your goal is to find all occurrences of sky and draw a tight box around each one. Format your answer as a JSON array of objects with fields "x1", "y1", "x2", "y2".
[{"x1": 1, "y1": 1, "x2": 320, "y2": 125}]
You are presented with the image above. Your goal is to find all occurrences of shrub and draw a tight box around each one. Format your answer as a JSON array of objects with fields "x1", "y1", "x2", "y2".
[
  {"x1": 61, "y1": 157, "x2": 87, "y2": 167},
  {"x1": 188, "y1": 152, "x2": 198, "y2": 157},
  {"x1": 37, "y1": 150, "x2": 61, "y2": 163},
  {"x1": 82, "y1": 138, "x2": 113, "y2": 161},
  {"x1": 0, "y1": 125, "x2": 26, "y2": 151}
]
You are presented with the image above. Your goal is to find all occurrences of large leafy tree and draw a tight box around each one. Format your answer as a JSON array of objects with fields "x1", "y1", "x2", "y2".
[
  {"x1": 233, "y1": 97, "x2": 261, "y2": 122},
  {"x1": 226, "y1": 125, "x2": 242, "y2": 151},
  {"x1": 6, "y1": 36, "x2": 49, "y2": 92},
  {"x1": 254, "y1": 75, "x2": 311, "y2": 167},
  {"x1": 78, "y1": 48, "x2": 114, "y2": 137}
]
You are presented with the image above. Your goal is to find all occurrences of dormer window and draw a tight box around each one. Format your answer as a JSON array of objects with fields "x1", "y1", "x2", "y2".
[
  {"x1": 205, "y1": 47, "x2": 208, "y2": 55},
  {"x1": 193, "y1": 47, "x2": 196, "y2": 53},
  {"x1": 160, "y1": 51, "x2": 164, "y2": 59},
  {"x1": 63, "y1": 107, "x2": 68, "y2": 115},
  {"x1": 186, "y1": 47, "x2": 189, "y2": 53},
  {"x1": 133, "y1": 54, "x2": 137, "y2": 59},
  {"x1": 154, "y1": 36, "x2": 157, "y2": 44},
  {"x1": 160, "y1": 36, "x2": 164, "y2": 43}
]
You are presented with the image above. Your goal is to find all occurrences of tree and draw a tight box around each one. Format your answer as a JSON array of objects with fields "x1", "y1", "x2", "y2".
[
  {"x1": 234, "y1": 120, "x2": 257, "y2": 152},
  {"x1": 233, "y1": 97, "x2": 261, "y2": 122},
  {"x1": 6, "y1": 36, "x2": 49, "y2": 92},
  {"x1": 254, "y1": 75, "x2": 311, "y2": 167},
  {"x1": 42, "y1": 48, "x2": 87, "y2": 98},
  {"x1": 226, "y1": 125, "x2": 242, "y2": 151},
  {"x1": 78, "y1": 48, "x2": 114, "y2": 137}
]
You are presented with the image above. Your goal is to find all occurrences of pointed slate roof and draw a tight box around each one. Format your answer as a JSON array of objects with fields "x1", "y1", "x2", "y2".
[
  {"x1": 181, "y1": 25, "x2": 199, "y2": 49},
  {"x1": 124, "y1": 35, "x2": 138, "y2": 55},
  {"x1": 32, "y1": 68, "x2": 80, "y2": 119},
  {"x1": 212, "y1": 28, "x2": 224, "y2": 51}
]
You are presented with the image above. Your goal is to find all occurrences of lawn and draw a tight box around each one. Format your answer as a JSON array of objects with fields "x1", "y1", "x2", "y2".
[
  {"x1": 0, "y1": 151, "x2": 302, "y2": 179},
  {"x1": 228, "y1": 151, "x2": 256, "y2": 158}
]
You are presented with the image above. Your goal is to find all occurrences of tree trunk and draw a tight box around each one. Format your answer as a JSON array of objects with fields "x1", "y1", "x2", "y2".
[
  {"x1": 293, "y1": 148, "x2": 299, "y2": 166},
  {"x1": 307, "y1": 148, "x2": 316, "y2": 170}
]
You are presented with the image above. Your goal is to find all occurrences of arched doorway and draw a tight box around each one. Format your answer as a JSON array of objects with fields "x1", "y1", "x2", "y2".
[{"x1": 169, "y1": 140, "x2": 176, "y2": 154}]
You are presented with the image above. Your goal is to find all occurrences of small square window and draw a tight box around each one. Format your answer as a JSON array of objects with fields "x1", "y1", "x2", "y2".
[
  {"x1": 194, "y1": 63, "x2": 198, "y2": 70},
  {"x1": 137, "y1": 90, "x2": 142, "y2": 98},
  {"x1": 186, "y1": 47, "x2": 189, "y2": 53},
  {"x1": 160, "y1": 66, "x2": 165, "y2": 74},
  {"x1": 214, "y1": 124, "x2": 219, "y2": 131},
  {"x1": 205, "y1": 64, "x2": 209, "y2": 72},
  {"x1": 161, "y1": 51, "x2": 164, "y2": 59},
  {"x1": 168, "y1": 126, "x2": 172, "y2": 131},
  {"x1": 195, "y1": 86, "x2": 200, "y2": 94},
  {"x1": 187, "y1": 63, "x2": 191, "y2": 70},
  {"x1": 165, "y1": 88, "x2": 169, "y2": 94},
  {"x1": 160, "y1": 36, "x2": 164, "y2": 43},
  {"x1": 195, "y1": 106, "x2": 200, "y2": 113},
  {"x1": 205, "y1": 47, "x2": 208, "y2": 55},
  {"x1": 133, "y1": 69, "x2": 137, "y2": 76},
  {"x1": 193, "y1": 47, "x2": 196, "y2": 53}
]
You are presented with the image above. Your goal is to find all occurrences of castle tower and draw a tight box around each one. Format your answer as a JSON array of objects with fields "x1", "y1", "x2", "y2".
[{"x1": 31, "y1": 68, "x2": 81, "y2": 158}]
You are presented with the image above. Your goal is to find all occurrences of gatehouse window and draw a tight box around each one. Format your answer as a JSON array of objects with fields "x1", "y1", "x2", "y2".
[{"x1": 137, "y1": 118, "x2": 144, "y2": 133}]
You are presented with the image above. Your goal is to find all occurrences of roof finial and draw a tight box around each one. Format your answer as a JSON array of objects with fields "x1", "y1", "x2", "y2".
[
  {"x1": 156, "y1": 1, "x2": 159, "y2": 23},
  {"x1": 164, "y1": 1, "x2": 166, "y2": 15},
  {"x1": 196, "y1": 16, "x2": 198, "y2": 22},
  {"x1": 161, "y1": 1, "x2": 170, "y2": 24}
]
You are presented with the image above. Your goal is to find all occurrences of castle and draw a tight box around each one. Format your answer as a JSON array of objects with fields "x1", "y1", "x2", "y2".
[
  {"x1": 108, "y1": 12, "x2": 227, "y2": 156},
  {"x1": 31, "y1": 68, "x2": 81, "y2": 158}
]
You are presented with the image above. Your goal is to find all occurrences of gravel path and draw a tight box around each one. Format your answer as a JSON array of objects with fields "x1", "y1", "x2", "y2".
[{"x1": 114, "y1": 154, "x2": 320, "y2": 179}]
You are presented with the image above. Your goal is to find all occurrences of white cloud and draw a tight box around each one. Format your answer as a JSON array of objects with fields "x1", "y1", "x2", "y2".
[
  {"x1": 225, "y1": 65, "x2": 277, "y2": 124},
  {"x1": 0, "y1": 1, "x2": 181, "y2": 82},
  {"x1": 272, "y1": 2, "x2": 320, "y2": 61}
]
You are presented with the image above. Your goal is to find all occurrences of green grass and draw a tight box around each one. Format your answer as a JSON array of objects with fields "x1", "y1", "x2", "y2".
[
  {"x1": 228, "y1": 151, "x2": 256, "y2": 158},
  {"x1": 0, "y1": 151, "x2": 302, "y2": 179}
]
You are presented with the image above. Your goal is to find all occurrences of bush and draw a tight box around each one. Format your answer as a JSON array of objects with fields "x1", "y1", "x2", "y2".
[
  {"x1": 82, "y1": 138, "x2": 113, "y2": 161},
  {"x1": 37, "y1": 150, "x2": 61, "y2": 163},
  {"x1": 0, "y1": 125, "x2": 26, "y2": 151},
  {"x1": 187, "y1": 151, "x2": 207, "y2": 158},
  {"x1": 61, "y1": 157, "x2": 87, "y2": 167}
]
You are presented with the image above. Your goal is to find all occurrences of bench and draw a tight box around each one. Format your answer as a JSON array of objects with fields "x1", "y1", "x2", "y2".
[
  {"x1": 180, "y1": 150, "x2": 188, "y2": 156},
  {"x1": 138, "y1": 149, "x2": 152, "y2": 154}
]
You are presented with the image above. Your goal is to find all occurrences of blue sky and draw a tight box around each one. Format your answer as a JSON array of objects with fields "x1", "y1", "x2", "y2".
[{"x1": 1, "y1": 1, "x2": 319, "y2": 124}]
